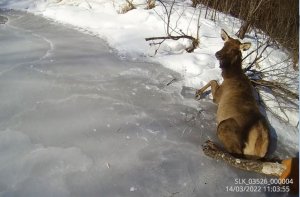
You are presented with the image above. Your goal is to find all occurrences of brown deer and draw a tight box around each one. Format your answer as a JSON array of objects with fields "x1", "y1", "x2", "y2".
[{"x1": 195, "y1": 29, "x2": 269, "y2": 159}]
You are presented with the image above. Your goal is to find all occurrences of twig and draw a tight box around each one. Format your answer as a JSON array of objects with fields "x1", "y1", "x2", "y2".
[
  {"x1": 147, "y1": 0, "x2": 199, "y2": 53},
  {"x1": 145, "y1": 35, "x2": 196, "y2": 42},
  {"x1": 166, "y1": 78, "x2": 177, "y2": 86},
  {"x1": 84, "y1": 0, "x2": 92, "y2": 9},
  {"x1": 251, "y1": 79, "x2": 299, "y2": 100}
]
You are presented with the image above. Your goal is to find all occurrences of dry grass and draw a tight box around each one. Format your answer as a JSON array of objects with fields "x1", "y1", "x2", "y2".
[
  {"x1": 146, "y1": 0, "x2": 156, "y2": 9},
  {"x1": 119, "y1": 0, "x2": 136, "y2": 14}
]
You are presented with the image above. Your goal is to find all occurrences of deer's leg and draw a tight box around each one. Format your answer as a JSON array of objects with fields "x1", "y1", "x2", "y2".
[
  {"x1": 217, "y1": 118, "x2": 243, "y2": 156},
  {"x1": 195, "y1": 80, "x2": 220, "y2": 101}
]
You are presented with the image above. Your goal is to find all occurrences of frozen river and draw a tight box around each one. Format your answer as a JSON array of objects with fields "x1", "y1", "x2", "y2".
[{"x1": 0, "y1": 10, "x2": 294, "y2": 197}]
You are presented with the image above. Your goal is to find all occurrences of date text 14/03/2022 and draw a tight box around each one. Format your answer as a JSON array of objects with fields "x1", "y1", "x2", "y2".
[
  {"x1": 226, "y1": 185, "x2": 290, "y2": 193},
  {"x1": 225, "y1": 178, "x2": 294, "y2": 193}
]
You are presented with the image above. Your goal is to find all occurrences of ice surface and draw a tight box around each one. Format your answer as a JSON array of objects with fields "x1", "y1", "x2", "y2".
[{"x1": 0, "y1": 10, "x2": 297, "y2": 197}]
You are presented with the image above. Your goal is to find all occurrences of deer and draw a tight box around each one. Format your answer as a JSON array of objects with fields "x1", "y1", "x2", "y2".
[{"x1": 195, "y1": 29, "x2": 270, "y2": 160}]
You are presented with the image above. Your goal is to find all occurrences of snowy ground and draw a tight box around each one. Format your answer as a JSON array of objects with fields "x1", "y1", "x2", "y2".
[{"x1": 0, "y1": 0, "x2": 298, "y2": 197}]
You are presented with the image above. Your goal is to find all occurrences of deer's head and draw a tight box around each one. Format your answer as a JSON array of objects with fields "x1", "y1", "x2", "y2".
[{"x1": 215, "y1": 29, "x2": 251, "y2": 70}]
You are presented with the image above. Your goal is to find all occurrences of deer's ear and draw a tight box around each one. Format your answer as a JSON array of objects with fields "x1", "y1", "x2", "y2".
[
  {"x1": 221, "y1": 29, "x2": 229, "y2": 41},
  {"x1": 240, "y1": 42, "x2": 251, "y2": 51}
]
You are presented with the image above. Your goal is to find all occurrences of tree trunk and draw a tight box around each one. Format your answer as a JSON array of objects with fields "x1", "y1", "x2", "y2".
[{"x1": 237, "y1": 20, "x2": 251, "y2": 39}]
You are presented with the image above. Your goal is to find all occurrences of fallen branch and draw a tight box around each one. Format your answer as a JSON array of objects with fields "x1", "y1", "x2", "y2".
[
  {"x1": 203, "y1": 140, "x2": 299, "y2": 194},
  {"x1": 202, "y1": 140, "x2": 286, "y2": 177},
  {"x1": 145, "y1": 35, "x2": 198, "y2": 53},
  {"x1": 145, "y1": 35, "x2": 195, "y2": 42}
]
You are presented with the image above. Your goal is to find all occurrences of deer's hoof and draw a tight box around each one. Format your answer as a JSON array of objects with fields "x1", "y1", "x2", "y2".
[{"x1": 195, "y1": 90, "x2": 203, "y2": 100}]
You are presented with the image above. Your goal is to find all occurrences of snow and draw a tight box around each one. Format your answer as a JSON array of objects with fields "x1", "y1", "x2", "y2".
[
  {"x1": 0, "y1": 1, "x2": 298, "y2": 196},
  {"x1": 261, "y1": 162, "x2": 286, "y2": 176}
]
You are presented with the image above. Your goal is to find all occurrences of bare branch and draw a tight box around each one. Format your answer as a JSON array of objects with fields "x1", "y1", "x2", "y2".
[
  {"x1": 145, "y1": 35, "x2": 196, "y2": 42},
  {"x1": 146, "y1": 0, "x2": 199, "y2": 53}
]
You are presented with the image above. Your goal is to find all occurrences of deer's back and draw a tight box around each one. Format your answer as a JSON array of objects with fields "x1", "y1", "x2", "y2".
[{"x1": 216, "y1": 75, "x2": 261, "y2": 127}]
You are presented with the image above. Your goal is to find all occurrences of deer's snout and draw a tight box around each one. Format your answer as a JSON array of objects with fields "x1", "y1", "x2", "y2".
[{"x1": 215, "y1": 50, "x2": 222, "y2": 60}]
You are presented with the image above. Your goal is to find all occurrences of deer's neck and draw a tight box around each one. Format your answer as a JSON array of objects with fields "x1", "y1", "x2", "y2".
[{"x1": 221, "y1": 61, "x2": 244, "y2": 79}]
